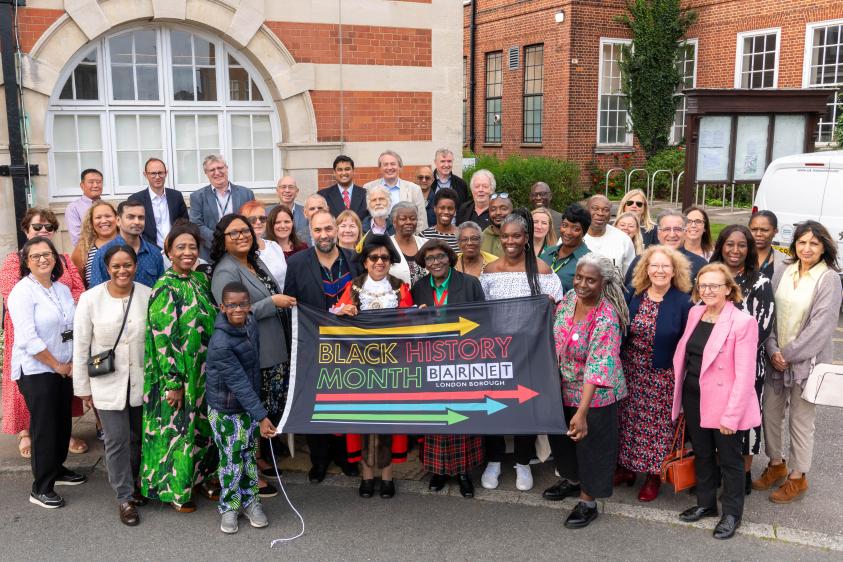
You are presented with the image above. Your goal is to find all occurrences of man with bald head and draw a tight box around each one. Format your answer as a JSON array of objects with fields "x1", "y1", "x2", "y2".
[
  {"x1": 270, "y1": 175, "x2": 311, "y2": 245},
  {"x1": 529, "y1": 182, "x2": 562, "y2": 233},
  {"x1": 583, "y1": 194, "x2": 635, "y2": 275}
]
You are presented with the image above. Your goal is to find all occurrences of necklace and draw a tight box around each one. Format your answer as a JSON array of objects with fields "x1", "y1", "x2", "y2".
[{"x1": 458, "y1": 255, "x2": 487, "y2": 275}]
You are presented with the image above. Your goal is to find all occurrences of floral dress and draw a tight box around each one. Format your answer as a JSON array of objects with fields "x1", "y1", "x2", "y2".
[
  {"x1": 617, "y1": 294, "x2": 676, "y2": 474},
  {"x1": 140, "y1": 269, "x2": 218, "y2": 505}
]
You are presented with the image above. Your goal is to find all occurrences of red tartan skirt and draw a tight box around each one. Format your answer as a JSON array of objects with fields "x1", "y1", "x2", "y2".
[{"x1": 422, "y1": 434, "x2": 484, "y2": 475}]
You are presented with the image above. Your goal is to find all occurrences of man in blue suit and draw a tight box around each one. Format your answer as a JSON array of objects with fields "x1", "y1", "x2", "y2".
[{"x1": 189, "y1": 154, "x2": 255, "y2": 261}]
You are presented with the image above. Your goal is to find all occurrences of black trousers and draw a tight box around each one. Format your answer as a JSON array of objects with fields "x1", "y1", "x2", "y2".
[
  {"x1": 484, "y1": 435, "x2": 536, "y2": 465},
  {"x1": 683, "y1": 389, "x2": 744, "y2": 518},
  {"x1": 307, "y1": 434, "x2": 349, "y2": 467},
  {"x1": 17, "y1": 373, "x2": 73, "y2": 495}
]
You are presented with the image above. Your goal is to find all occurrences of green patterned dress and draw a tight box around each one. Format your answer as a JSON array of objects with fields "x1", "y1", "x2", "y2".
[{"x1": 140, "y1": 269, "x2": 218, "y2": 506}]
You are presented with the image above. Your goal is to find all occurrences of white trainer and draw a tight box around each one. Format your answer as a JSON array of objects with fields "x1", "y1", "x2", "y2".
[
  {"x1": 481, "y1": 462, "x2": 501, "y2": 489},
  {"x1": 244, "y1": 501, "x2": 269, "y2": 528},
  {"x1": 515, "y1": 463, "x2": 533, "y2": 491},
  {"x1": 220, "y1": 510, "x2": 239, "y2": 534}
]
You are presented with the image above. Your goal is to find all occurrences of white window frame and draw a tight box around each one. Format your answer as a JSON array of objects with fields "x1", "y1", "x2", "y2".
[
  {"x1": 104, "y1": 27, "x2": 166, "y2": 106},
  {"x1": 670, "y1": 38, "x2": 698, "y2": 145},
  {"x1": 46, "y1": 112, "x2": 108, "y2": 198},
  {"x1": 596, "y1": 38, "x2": 633, "y2": 148},
  {"x1": 109, "y1": 112, "x2": 168, "y2": 195},
  {"x1": 734, "y1": 28, "x2": 781, "y2": 89},
  {"x1": 801, "y1": 18, "x2": 843, "y2": 145},
  {"x1": 170, "y1": 111, "x2": 224, "y2": 191},
  {"x1": 166, "y1": 28, "x2": 225, "y2": 107}
]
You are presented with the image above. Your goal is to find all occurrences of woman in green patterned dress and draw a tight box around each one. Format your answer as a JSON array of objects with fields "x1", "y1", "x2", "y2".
[{"x1": 141, "y1": 224, "x2": 218, "y2": 512}]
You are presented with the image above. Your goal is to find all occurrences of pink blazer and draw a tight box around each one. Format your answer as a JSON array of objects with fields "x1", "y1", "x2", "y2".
[{"x1": 672, "y1": 301, "x2": 761, "y2": 431}]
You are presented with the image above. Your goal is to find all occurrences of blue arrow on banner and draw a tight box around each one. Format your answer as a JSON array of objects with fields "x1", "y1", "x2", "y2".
[{"x1": 313, "y1": 396, "x2": 508, "y2": 415}]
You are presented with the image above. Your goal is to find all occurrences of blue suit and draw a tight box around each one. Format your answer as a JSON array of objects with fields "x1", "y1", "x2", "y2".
[{"x1": 188, "y1": 183, "x2": 255, "y2": 260}]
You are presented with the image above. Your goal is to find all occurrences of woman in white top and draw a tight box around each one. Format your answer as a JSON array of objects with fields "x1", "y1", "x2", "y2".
[
  {"x1": 239, "y1": 201, "x2": 287, "y2": 291},
  {"x1": 8, "y1": 237, "x2": 83, "y2": 509},
  {"x1": 479, "y1": 209, "x2": 564, "y2": 493},
  {"x1": 388, "y1": 201, "x2": 428, "y2": 285},
  {"x1": 73, "y1": 245, "x2": 151, "y2": 526}
]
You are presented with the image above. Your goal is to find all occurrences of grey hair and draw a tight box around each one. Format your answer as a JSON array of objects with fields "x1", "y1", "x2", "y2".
[
  {"x1": 366, "y1": 185, "x2": 391, "y2": 204},
  {"x1": 470, "y1": 169, "x2": 497, "y2": 192},
  {"x1": 501, "y1": 211, "x2": 527, "y2": 233},
  {"x1": 657, "y1": 208, "x2": 687, "y2": 227},
  {"x1": 305, "y1": 193, "x2": 328, "y2": 207},
  {"x1": 203, "y1": 153, "x2": 227, "y2": 171},
  {"x1": 389, "y1": 201, "x2": 417, "y2": 223},
  {"x1": 378, "y1": 150, "x2": 403, "y2": 168},
  {"x1": 457, "y1": 221, "x2": 482, "y2": 236},
  {"x1": 435, "y1": 147, "x2": 454, "y2": 160},
  {"x1": 575, "y1": 252, "x2": 630, "y2": 333}
]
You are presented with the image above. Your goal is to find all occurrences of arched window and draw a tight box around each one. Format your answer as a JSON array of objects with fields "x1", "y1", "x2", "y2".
[{"x1": 47, "y1": 25, "x2": 279, "y2": 199}]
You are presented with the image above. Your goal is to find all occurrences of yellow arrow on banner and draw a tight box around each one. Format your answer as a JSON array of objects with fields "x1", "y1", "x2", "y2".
[{"x1": 319, "y1": 316, "x2": 479, "y2": 337}]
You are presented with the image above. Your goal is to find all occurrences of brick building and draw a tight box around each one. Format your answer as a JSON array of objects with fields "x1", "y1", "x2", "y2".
[
  {"x1": 0, "y1": 0, "x2": 462, "y2": 253},
  {"x1": 463, "y1": 0, "x2": 843, "y2": 184}
]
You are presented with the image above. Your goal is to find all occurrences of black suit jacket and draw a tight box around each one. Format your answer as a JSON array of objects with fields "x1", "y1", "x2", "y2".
[
  {"x1": 320, "y1": 184, "x2": 370, "y2": 223},
  {"x1": 284, "y1": 246, "x2": 362, "y2": 310},
  {"x1": 432, "y1": 174, "x2": 469, "y2": 208},
  {"x1": 410, "y1": 269, "x2": 485, "y2": 306},
  {"x1": 128, "y1": 187, "x2": 189, "y2": 247}
]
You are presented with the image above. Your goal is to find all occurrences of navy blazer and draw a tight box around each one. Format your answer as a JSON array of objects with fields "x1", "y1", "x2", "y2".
[
  {"x1": 128, "y1": 187, "x2": 189, "y2": 247},
  {"x1": 410, "y1": 269, "x2": 485, "y2": 306},
  {"x1": 188, "y1": 183, "x2": 255, "y2": 260},
  {"x1": 284, "y1": 247, "x2": 361, "y2": 310},
  {"x1": 625, "y1": 286, "x2": 693, "y2": 370},
  {"x1": 320, "y1": 184, "x2": 370, "y2": 223}
]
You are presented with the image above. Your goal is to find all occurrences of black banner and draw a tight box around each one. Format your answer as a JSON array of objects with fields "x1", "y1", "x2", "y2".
[{"x1": 279, "y1": 295, "x2": 565, "y2": 435}]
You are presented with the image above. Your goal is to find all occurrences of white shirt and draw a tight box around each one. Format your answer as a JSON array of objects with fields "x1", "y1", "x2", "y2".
[
  {"x1": 383, "y1": 179, "x2": 401, "y2": 208},
  {"x1": 259, "y1": 239, "x2": 288, "y2": 292},
  {"x1": 584, "y1": 224, "x2": 636, "y2": 276},
  {"x1": 214, "y1": 184, "x2": 233, "y2": 218},
  {"x1": 149, "y1": 187, "x2": 171, "y2": 248},
  {"x1": 8, "y1": 277, "x2": 75, "y2": 380}
]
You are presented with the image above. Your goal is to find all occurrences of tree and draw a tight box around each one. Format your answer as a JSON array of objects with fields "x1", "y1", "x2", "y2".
[{"x1": 617, "y1": 0, "x2": 697, "y2": 157}]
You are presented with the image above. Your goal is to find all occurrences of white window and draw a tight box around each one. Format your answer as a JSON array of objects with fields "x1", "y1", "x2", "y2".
[
  {"x1": 670, "y1": 40, "x2": 697, "y2": 145},
  {"x1": 47, "y1": 24, "x2": 278, "y2": 199},
  {"x1": 597, "y1": 39, "x2": 632, "y2": 147},
  {"x1": 735, "y1": 29, "x2": 780, "y2": 89},
  {"x1": 803, "y1": 19, "x2": 843, "y2": 143}
]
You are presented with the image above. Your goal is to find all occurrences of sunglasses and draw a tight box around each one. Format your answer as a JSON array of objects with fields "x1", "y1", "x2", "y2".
[
  {"x1": 417, "y1": 175, "x2": 432, "y2": 181},
  {"x1": 490, "y1": 193, "x2": 510, "y2": 200},
  {"x1": 30, "y1": 223, "x2": 56, "y2": 233},
  {"x1": 625, "y1": 200, "x2": 645, "y2": 208},
  {"x1": 247, "y1": 216, "x2": 268, "y2": 225},
  {"x1": 367, "y1": 254, "x2": 391, "y2": 263}
]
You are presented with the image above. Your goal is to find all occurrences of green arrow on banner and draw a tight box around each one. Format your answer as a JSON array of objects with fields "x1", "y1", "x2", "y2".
[{"x1": 312, "y1": 409, "x2": 469, "y2": 425}]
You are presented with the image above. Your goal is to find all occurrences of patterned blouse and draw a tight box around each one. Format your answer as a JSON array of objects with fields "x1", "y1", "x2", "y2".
[
  {"x1": 479, "y1": 271, "x2": 564, "y2": 302},
  {"x1": 553, "y1": 290, "x2": 627, "y2": 408}
]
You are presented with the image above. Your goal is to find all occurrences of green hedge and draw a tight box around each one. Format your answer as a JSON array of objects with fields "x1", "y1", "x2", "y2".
[{"x1": 463, "y1": 154, "x2": 582, "y2": 210}]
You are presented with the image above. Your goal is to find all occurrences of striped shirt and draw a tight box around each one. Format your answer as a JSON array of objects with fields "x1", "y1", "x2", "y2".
[
  {"x1": 420, "y1": 227, "x2": 460, "y2": 253},
  {"x1": 84, "y1": 244, "x2": 98, "y2": 288}
]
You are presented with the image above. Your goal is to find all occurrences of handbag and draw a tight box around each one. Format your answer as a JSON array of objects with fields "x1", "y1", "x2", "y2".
[
  {"x1": 87, "y1": 287, "x2": 134, "y2": 378},
  {"x1": 801, "y1": 363, "x2": 843, "y2": 407},
  {"x1": 660, "y1": 414, "x2": 697, "y2": 493}
]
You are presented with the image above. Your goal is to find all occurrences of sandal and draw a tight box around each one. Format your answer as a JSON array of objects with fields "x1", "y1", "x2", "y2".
[
  {"x1": 68, "y1": 437, "x2": 88, "y2": 454},
  {"x1": 18, "y1": 433, "x2": 31, "y2": 459}
]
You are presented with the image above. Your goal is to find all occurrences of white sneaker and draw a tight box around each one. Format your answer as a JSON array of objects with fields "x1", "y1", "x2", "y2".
[
  {"x1": 220, "y1": 510, "x2": 238, "y2": 534},
  {"x1": 481, "y1": 462, "x2": 501, "y2": 489},
  {"x1": 515, "y1": 463, "x2": 533, "y2": 491},
  {"x1": 243, "y1": 501, "x2": 269, "y2": 528}
]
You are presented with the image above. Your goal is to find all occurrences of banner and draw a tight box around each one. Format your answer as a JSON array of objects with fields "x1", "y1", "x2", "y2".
[{"x1": 279, "y1": 295, "x2": 565, "y2": 435}]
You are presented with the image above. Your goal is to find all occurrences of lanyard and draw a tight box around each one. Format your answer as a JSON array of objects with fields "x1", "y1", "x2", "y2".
[
  {"x1": 216, "y1": 189, "x2": 231, "y2": 218},
  {"x1": 28, "y1": 275, "x2": 71, "y2": 328},
  {"x1": 551, "y1": 251, "x2": 574, "y2": 274},
  {"x1": 430, "y1": 269, "x2": 451, "y2": 306}
]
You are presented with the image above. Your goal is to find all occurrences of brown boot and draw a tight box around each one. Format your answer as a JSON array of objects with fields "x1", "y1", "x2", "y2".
[
  {"x1": 751, "y1": 462, "x2": 787, "y2": 491},
  {"x1": 770, "y1": 476, "x2": 808, "y2": 504}
]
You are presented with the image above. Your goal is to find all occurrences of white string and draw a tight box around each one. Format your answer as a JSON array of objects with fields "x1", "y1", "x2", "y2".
[{"x1": 267, "y1": 437, "x2": 305, "y2": 546}]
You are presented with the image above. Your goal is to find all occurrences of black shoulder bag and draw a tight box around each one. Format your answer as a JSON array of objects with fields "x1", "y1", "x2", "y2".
[{"x1": 87, "y1": 286, "x2": 135, "y2": 377}]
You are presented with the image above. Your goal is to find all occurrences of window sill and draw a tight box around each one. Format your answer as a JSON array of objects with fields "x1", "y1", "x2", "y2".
[
  {"x1": 521, "y1": 143, "x2": 543, "y2": 148},
  {"x1": 482, "y1": 143, "x2": 502, "y2": 148},
  {"x1": 594, "y1": 146, "x2": 635, "y2": 154}
]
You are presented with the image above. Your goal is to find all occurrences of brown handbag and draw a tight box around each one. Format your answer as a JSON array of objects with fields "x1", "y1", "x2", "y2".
[{"x1": 660, "y1": 415, "x2": 697, "y2": 493}]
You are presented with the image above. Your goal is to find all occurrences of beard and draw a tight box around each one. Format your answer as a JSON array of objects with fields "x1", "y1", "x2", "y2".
[
  {"x1": 370, "y1": 208, "x2": 389, "y2": 220},
  {"x1": 315, "y1": 237, "x2": 336, "y2": 253}
]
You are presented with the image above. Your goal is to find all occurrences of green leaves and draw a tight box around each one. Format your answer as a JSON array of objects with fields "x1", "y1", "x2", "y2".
[{"x1": 463, "y1": 154, "x2": 582, "y2": 209}]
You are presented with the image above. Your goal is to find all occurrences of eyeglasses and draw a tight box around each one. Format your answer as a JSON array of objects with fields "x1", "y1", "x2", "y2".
[
  {"x1": 698, "y1": 283, "x2": 725, "y2": 293},
  {"x1": 490, "y1": 193, "x2": 510, "y2": 200},
  {"x1": 224, "y1": 228, "x2": 253, "y2": 240},
  {"x1": 686, "y1": 219, "x2": 705, "y2": 226},
  {"x1": 367, "y1": 254, "x2": 391, "y2": 263},
  {"x1": 146, "y1": 171, "x2": 167, "y2": 177},
  {"x1": 28, "y1": 252, "x2": 55, "y2": 262},
  {"x1": 222, "y1": 302, "x2": 251, "y2": 311},
  {"x1": 625, "y1": 200, "x2": 645, "y2": 208},
  {"x1": 424, "y1": 253, "x2": 449, "y2": 265},
  {"x1": 247, "y1": 216, "x2": 268, "y2": 225},
  {"x1": 647, "y1": 263, "x2": 674, "y2": 271},
  {"x1": 660, "y1": 227, "x2": 685, "y2": 234},
  {"x1": 417, "y1": 175, "x2": 432, "y2": 181},
  {"x1": 30, "y1": 223, "x2": 56, "y2": 233},
  {"x1": 458, "y1": 235, "x2": 482, "y2": 244},
  {"x1": 206, "y1": 166, "x2": 227, "y2": 174}
]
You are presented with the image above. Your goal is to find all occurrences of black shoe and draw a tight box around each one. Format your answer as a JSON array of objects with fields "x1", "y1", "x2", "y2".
[
  {"x1": 429, "y1": 474, "x2": 448, "y2": 492},
  {"x1": 261, "y1": 466, "x2": 282, "y2": 479},
  {"x1": 380, "y1": 479, "x2": 396, "y2": 499},
  {"x1": 30, "y1": 491, "x2": 64, "y2": 509},
  {"x1": 55, "y1": 469, "x2": 87, "y2": 486},
  {"x1": 457, "y1": 474, "x2": 474, "y2": 498},
  {"x1": 745, "y1": 471, "x2": 752, "y2": 496},
  {"x1": 679, "y1": 505, "x2": 719, "y2": 522},
  {"x1": 543, "y1": 479, "x2": 581, "y2": 501},
  {"x1": 258, "y1": 483, "x2": 278, "y2": 498},
  {"x1": 713, "y1": 515, "x2": 741, "y2": 539},
  {"x1": 564, "y1": 501, "x2": 598, "y2": 529},
  {"x1": 308, "y1": 464, "x2": 328, "y2": 483},
  {"x1": 340, "y1": 463, "x2": 360, "y2": 477},
  {"x1": 359, "y1": 479, "x2": 375, "y2": 498},
  {"x1": 130, "y1": 488, "x2": 148, "y2": 507}
]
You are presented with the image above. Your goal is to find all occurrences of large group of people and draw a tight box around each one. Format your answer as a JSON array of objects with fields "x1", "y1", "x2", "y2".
[{"x1": 2, "y1": 149, "x2": 840, "y2": 542}]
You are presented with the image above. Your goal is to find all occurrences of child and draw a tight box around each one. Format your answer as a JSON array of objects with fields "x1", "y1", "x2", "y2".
[{"x1": 206, "y1": 281, "x2": 277, "y2": 534}]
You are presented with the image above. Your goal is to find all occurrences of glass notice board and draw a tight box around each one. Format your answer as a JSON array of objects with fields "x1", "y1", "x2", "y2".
[
  {"x1": 734, "y1": 115, "x2": 769, "y2": 181},
  {"x1": 696, "y1": 115, "x2": 731, "y2": 181},
  {"x1": 772, "y1": 115, "x2": 806, "y2": 161}
]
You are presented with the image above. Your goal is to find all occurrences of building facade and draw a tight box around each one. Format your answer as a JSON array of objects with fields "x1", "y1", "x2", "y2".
[
  {"x1": 0, "y1": 0, "x2": 462, "y2": 253},
  {"x1": 463, "y1": 0, "x2": 843, "y2": 183}
]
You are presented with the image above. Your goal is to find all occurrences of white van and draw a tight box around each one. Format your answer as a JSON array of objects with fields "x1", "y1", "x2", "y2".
[{"x1": 752, "y1": 150, "x2": 843, "y2": 271}]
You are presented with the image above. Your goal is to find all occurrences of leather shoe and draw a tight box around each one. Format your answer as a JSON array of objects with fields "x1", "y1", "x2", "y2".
[
  {"x1": 457, "y1": 474, "x2": 474, "y2": 498},
  {"x1": 341, "y1": 463, "x2": 360, "y2": 477},
  {"x1": 379, "y1": 479, "x2": 396, "y2": 499},
  {"x1": 637, "y1": 474, "x2": 661, "y2": 502},
  {"x1": 564, "y1": 501, "x2": 598, "y2": 529},
  {"x1": 358, "y1": 479, "x2": 375, "y2": 498},
  {"x1": 429, "y1": 474, "x2": 448, "y2": 492},
  {"x1": 613, "y1": 465, "x2": 636, "y2": 487},
  {"x1": 308, "y1": 464, "x2": 328, "y2": 484},
  {"x1": 119, "y1": 501, "x2": 140, "y2": 526},
  {"x1": 713, "y1": 515, "x2": 741, "y2": 539},
  {"x1": 129, "y1": 489, "x2": 148, "y2": 507},
  {"x1": 678, "y1": 505, "x2": 718, "y2": 522},
  {"x1": 542, "y1": 479, "x2": 581, "y2": 501}
]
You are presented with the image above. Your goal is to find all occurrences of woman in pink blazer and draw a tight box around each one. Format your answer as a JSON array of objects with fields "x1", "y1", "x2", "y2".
[{"x1": 671, "y1": 263, "x2": 760, "y2": 540}]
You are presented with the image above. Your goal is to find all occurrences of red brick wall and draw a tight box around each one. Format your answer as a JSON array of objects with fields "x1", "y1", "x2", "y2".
[
  {"x1": 311, "y1": 91, "x2": 432, "y2": 142},
  {"x1": 16, "y1": 7, "x2": 64, "y2": 53},
  {"x1": 317, "y1": 166, "x2": 429, "y2": 189}
]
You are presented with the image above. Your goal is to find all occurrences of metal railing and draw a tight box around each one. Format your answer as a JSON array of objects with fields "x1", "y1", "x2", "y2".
[{"x1": 604, "y1": 168, "x2": 627, "y2": 197}]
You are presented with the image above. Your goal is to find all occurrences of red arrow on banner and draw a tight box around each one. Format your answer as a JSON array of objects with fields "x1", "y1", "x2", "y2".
[{"x1": 316, "y1": 385, "x2": 539, "y2": 405}]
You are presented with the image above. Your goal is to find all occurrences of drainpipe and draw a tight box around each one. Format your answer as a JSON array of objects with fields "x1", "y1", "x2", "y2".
[{"x1": 468, "y1": 0, "x2": 477, "y2": 152}]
